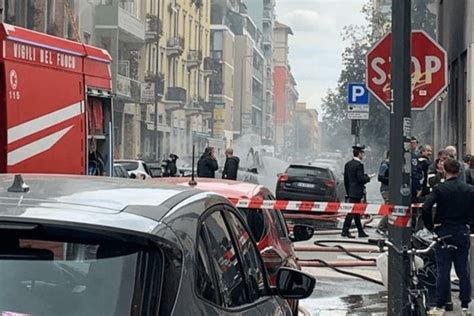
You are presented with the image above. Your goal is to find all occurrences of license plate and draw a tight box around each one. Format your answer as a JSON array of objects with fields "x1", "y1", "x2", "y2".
[{"x1": 296, "y1": 182, "x2": 315, "y2": 188}]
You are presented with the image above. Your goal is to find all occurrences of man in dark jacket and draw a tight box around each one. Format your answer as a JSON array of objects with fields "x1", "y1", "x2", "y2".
[
  {"x1": 222, "y1": 148, "x2": 240, "y2": 180},
  {"x1": 197, "y1": 147, "x2": 218, "y2": 178},
  {"x1": 163, "y1": 154, "x2": 179, "y2": 177},
  {"x1": 341, "y1": 145, "x2": 372, "y2": 238},
  {"x1": 418, "y1": 144, "x2": 433, "y2": 198},
  {"x1": 422, "y1": 159, "x2": 474, "y2": 313}
]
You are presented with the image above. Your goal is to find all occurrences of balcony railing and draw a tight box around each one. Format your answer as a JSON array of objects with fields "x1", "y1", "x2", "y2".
[
  {"x1": 187, "y1": 50, "x2": 203, "y2": 69},
  {"x1": 146, "y1": 15, "x2": 163, "y2": 41},
  {"x1": 166, "y1": 36, "x2": 185, "y2": 56},
  {"x1": 144, "y1": 71, "x2": 165, "y2": 96},
  {"x1": 116, "y1": 74, "x2": 141, "y2": 101},
  {"x1": 203, "y1": 56, "x2": 222, "y2": 77}
]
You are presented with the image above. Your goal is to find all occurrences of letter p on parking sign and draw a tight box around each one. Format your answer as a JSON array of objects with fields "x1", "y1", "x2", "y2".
[{"x1": 348, "y1": 83, "x2": 369, "y2": 104}]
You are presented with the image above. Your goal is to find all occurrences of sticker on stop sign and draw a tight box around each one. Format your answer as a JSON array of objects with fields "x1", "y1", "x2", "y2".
[{"x1": 366, "y1": 30, "x2": 447, "y2": 111}]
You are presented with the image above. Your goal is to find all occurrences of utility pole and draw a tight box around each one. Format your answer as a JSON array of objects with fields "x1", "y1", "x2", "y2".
[
  {"x1": 388, "y1": 1, "x2": 412, "y2": 315},
  {"x1": 154, "y1": 1, "x2": 161, "y2": 161}
]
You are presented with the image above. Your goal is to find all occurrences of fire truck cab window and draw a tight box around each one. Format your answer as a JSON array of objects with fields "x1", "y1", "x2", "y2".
[{"x1": 200, "y1": 211, "x2": 248, "y2": 308}]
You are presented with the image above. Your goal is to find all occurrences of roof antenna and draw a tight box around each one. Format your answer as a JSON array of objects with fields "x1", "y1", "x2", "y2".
[
  {"x1": 8, "y1": 174, "x2": 30, "y2": 193},
  {"x1": 189, "y1": 144, "x2": 197, "y2": 186}
]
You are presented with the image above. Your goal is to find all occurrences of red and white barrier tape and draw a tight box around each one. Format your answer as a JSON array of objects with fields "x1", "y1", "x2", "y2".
[{"x1": 227, "y1": 198, "x2": 418, "y2": 228}]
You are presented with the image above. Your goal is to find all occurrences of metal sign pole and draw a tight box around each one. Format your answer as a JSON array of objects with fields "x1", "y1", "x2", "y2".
[{"x1": 388, "y1": 1, "x2": 412, "y2": 315}]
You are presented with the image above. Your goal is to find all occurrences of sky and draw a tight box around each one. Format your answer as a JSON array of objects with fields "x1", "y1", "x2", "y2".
[{"x1": 275, "y1": 0, "x2": 369, "y2": 113}]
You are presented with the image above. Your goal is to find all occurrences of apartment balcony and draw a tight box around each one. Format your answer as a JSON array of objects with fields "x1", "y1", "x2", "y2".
[
  {"x1": 263, "y1": 10, "x2": 272, "y2": 22},
  {"x1": 116, "y1": 75, "x2": 141, "y2": 102},
  {"x1": 166, "y1": 36, "x2": 185, "y2": 57},
  {"x1": 187, "y1": 50, "x2": 203, "y2": 69},
  {"x1": 165, "y1": 87, "x2": 187, "y2": 110},
  {"x1": 144, "y1": 71, "x2": 165, "y2": 97},
  {"x1": 145, "y1": 14, "x2": 163, "y2": 42},
  {"x1": 264, "y1": 0, "x2": 274, "y2": 9},
  {"x1": 203, "y1": 56, "x2": 223, "y2": 77},
  {"x1": 95, "y1": 2, "x2": 145, "y2": 43}
]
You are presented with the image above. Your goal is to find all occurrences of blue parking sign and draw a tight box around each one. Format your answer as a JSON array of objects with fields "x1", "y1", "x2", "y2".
[{"x1": 347, "y1": 83, "x2": 369, "y2": 105}]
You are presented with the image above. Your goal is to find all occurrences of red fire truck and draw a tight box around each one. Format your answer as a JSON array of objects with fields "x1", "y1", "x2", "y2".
[{"x1": 0, "y1": 23, "x2": 113, "y2": 175}]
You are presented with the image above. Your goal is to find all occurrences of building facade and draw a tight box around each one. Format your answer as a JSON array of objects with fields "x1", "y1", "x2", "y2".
[
  {"x1": 295, "y1": 102, "x2": 321, "y2": 159},
  {"x1": 435, "y1": 0, "x2": 472, "y2": 155},
  {"x1": 273, "y1": 21, "x2": 297, "y2": 156},
  {"x1": 247, "y1": 0, "x2": 276, "y2": 144}
]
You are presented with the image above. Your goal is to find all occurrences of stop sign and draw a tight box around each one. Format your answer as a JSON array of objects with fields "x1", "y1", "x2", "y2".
[{"x1": 366, "y1": 30, "x2": 447, "y2": 110}]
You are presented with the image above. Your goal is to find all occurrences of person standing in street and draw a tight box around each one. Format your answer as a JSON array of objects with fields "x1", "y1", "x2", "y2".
[
  {"x1": 197, "y1": 147, "x2": 218, "y2": 178},
  {"x1": 422, "y1": 159, "x2": 474, "y2": 315},
  {"x1": 466, "y1": 155, "x2": 474, "y2": 185},
  {"x1": 418, "y1": 144, "x2": 433, "y2": 199},
  {"x1": 342, "y1": 145, "x2": 372, "y2": 238},
  {"x1": 163, "y1": 154, "x2": 179, "y2": 177},
  {"x1": 446, "y1": 145, "x2": 466, "y2": 183},
  {"x1": 410, "y1": 136, "x2": 420, "y2": 155},
  {"x1": 222, "y1": 148, "x2": 240, "y2": 180}
]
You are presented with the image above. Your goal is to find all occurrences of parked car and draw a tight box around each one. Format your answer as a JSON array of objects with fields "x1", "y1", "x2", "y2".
[
  {"x1": 276, "y1": 164, "x2": 340, "y2": 202},
  {"x1": 115, "y1": 159, "x2": 152, "y2": 179},
  {"x1": 0, "y1": 174, "x2": 315, "y2": 315},
  {"x1": 146, "y1": 161, "x2": 164, "y2": 178},
  {"x1": 157, "y1": 177, "x2": 314, "y2": 315},
  {"x1": 112, "y1": 163, "x2": 130, "y2": 178}
]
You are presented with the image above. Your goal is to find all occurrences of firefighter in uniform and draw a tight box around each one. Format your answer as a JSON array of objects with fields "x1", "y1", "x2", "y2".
[{"x1": 341, "y1": 145, "x2": 372, "y2": 238}]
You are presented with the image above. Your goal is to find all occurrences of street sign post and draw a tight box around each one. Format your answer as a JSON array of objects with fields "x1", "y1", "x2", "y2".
[
  {"x1": 366, "y1": 30, "x2": 447, "y2": 111},
  {"x1": 388, "y1": 2, "x2": 412, "y2": 315},
  {"x1": 347, "y1": 83, "x2": 370, "y2": 145}
]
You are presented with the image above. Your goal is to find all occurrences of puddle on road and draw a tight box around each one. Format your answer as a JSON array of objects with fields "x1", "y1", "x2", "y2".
[{"x1": 300, "y1": 278, "x2": 387, "y2": 315}]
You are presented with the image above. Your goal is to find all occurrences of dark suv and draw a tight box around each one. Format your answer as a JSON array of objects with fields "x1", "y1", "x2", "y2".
[{"x1": 276, "y1": 164, "x2": 339, "y2": 202}]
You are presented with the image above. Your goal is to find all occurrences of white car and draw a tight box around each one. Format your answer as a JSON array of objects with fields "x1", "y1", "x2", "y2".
[{"x1": 114, "y1": 159, "x2": 152, "y2": 179}]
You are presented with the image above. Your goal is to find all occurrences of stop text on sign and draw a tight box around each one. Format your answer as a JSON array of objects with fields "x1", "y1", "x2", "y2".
[{"x1": 366, "y1": 30, "x2": 447, "y2": 111}]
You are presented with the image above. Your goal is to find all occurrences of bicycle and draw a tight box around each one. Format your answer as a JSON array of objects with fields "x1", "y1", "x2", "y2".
[{"x1": 369, "y1": 235, "x2": 456, "y2": 316}]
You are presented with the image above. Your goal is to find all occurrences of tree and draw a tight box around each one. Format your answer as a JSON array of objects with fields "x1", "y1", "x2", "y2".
[
  {"x1": 321, "y1": 0, "x2": 438, "y2": 159},
  {"x1": 321, "y1": 2, "x2": 390, "y2": 161}
]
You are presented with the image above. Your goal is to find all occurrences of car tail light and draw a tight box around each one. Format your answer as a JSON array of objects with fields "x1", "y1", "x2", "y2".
[
  {"x1": 324, "y1": 180, "x2": 336, "y2": 188},
  {"x1": 278, "y1": 174, "x2": 289, "y2": 182},
  {"x1": 261, "y1": 247, "x2": 284, "y2": 278}
]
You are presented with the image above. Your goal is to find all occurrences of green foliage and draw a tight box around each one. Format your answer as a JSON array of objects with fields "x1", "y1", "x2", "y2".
[{"x1": 321, "y1": 0, "x2": 437, "y2": 155}]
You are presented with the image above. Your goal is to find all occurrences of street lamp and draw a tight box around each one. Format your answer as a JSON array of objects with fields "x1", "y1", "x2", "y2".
[{"x1": 240, "y1": 54, "x2": 253, "y2": 136}]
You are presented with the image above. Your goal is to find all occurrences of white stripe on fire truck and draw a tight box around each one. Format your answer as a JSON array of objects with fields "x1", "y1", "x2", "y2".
[
  {"x1": 7, "y1": 126, "x2": 73, "y2": 166},
  {"x1": 8, "y1": 101, "x2": 83, "y2": 144}
]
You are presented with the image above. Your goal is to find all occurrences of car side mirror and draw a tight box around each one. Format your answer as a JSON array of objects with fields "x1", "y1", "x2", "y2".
[
  {"x1": 275, "y1": 267, "x2": 315, "y2": 299},
  {"x1": 290, "y1": 224, "x2": 314, "y2": 242}
]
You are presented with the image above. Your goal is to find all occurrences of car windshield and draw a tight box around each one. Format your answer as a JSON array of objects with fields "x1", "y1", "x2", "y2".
[
  {"x1": 117, "y1": 161, "x2": 139, "y2": 171},
  {"x1": 0, "y1": 236, "x2": 157, "y2": 316},
  {"x1": 287, "y1": 166, "x2": 331, "y2": 179}
]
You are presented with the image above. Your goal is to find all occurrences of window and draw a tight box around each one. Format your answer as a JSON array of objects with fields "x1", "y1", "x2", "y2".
[
  {"x1": 201, "y1": 211, "x2": 247, "y2": 307},
  {"x1": 0, "y1": 237, "x2": 159, "y2": 315},
  {"x1": 270, "y1": 209, "x2": 289, "y2": 239},
  {"x1": 224, "y1": 210, "x2": 265, "y2": 302},
  {"x1": 286, "y1": 165, "x2": 331, "y2": 179},
  {"x1": 237, "y1": 208, "x2": 266, "y2": 242},
  {"x1": 196, "y1": 229, "x2": 219, "y2": 304}
]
